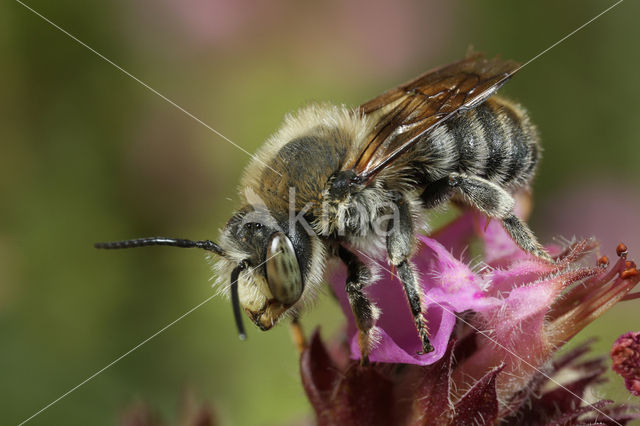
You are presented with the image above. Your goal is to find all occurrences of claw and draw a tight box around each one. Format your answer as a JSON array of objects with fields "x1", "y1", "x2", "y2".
[
  {"x1": 358, "y1": 330, "x2": 372, "y2": 366},
  {"x1": 360, "y1": 355, "x2": 370, "y2": 367},
  {"x1": 418, "y1": 339, "x2": 434, "y2": 355}
]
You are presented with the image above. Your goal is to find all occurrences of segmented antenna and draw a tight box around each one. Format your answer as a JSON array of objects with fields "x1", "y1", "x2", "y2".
[
  {"x1": 95, "y1": 236, "x2": 249, "y2": 340},
  {"x1": 94, "y1": 237, "x2": 224, "y2": 256}
]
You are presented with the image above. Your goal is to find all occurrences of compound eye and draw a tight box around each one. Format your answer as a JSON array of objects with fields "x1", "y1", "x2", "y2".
[{"x1": 265, "y1": 232, "x2": 303, "y2": 306}]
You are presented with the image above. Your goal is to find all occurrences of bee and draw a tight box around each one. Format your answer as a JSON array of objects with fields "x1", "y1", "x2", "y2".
[{"x1": 96, "y1": 53, "x2": 551, "y2": 362}]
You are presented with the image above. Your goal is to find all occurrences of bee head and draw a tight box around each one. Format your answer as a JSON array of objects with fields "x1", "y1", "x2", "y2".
[
  {"x1": 94, "y1": 204, "x2": 315, "y2": 340},
  {"x1": 214, "y1": 206, "x2": 313, "y2": 334}
]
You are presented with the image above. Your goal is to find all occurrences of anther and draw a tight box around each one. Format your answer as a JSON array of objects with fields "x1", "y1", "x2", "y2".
[
  {"x1": 598, "y1": 256, "x2": 610, "y2": 268},
  {"x1": 621, "y1": 268, "x2": 639, "y2": 280},
  {"x1": 617, "y1": 243, "x2": 628, "y2": 258}
]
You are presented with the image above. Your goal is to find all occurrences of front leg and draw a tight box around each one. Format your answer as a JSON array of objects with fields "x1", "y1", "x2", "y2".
[
  {"x1": 338, "y1": 246, "x2": 378, "y2": 365},
  {"x1": 387, "y1": 193, "x2": 434, "y2": 354}
]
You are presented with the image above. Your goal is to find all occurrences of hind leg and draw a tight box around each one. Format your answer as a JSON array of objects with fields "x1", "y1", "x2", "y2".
[
  {"x1": 448, "y1": 173, "x2": 551, "y2": 261},
  {"x1": 422, "y1": 173, "x2": 551, "y2": 262}
]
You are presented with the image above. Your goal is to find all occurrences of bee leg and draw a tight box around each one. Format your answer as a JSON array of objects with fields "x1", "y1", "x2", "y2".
[
  {"x1": 501, "y1": 214, "x2": 553, "y2": 261},
  {"x1": 387, "y1": 193, "x2": 434, "y2": 354},
  {"x1": 289, "y1": 315, "x2": 307, "y2": 354},
  {"x1": 448, "y1": 173, "x2": 552, "y2": 262},
  {"x1": 338, "y1": 246, "x2": 377, "y2": 365}
]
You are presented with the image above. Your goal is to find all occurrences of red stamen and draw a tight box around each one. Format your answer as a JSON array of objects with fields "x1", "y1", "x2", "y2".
[{"x1": 622, "y1": 292, "x2": 640, "y2": 302}]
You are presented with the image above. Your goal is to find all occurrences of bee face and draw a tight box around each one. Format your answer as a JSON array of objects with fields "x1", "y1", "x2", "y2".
[{"x1": 214, "y1": 207, "x2": 310, "y2": 331}]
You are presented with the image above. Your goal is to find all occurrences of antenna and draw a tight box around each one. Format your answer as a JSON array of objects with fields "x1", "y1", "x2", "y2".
[{"x1": 95, "y1": 237, "x2": 224, "y2": 256}]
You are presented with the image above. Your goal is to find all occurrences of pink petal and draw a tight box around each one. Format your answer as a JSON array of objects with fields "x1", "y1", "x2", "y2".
[{"x1": 329, "y1": 230, "x2": 494, "y2": 365}]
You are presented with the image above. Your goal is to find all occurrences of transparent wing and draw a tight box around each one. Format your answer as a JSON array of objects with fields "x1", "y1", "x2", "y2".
[{"x1": 347, "y1": 54, "x2": 521, "y2": 184}]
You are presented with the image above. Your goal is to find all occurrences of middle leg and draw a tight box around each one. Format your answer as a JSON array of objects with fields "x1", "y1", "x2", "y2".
[{"x1": 386, "y1": 192, "x2": 434, "y2": 354}]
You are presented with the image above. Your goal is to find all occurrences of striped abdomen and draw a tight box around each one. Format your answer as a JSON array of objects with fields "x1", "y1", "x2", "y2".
[{"x1": 422, "y1": 97, "x2": 540, "y2": 190}]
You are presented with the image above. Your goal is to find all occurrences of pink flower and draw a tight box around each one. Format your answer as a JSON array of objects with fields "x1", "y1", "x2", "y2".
[
  {"x1": 612, "y1": 331, "x2": 640, "y2": 396},
  {"x1": 322, "y1": 207, "x2": 640, "y2": 419},
  {"x1": 330, "y1": 211, "x2": 639, "y2": 371},
  {"x1": 329, "y1": 213, "x2": 498, "y2": 366}
]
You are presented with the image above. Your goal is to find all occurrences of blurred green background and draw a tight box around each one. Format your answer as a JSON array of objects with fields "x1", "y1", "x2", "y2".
[{"x1": 1, "y1": 0, "x2": 639, "y2": 424}]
